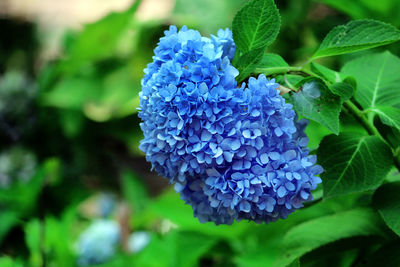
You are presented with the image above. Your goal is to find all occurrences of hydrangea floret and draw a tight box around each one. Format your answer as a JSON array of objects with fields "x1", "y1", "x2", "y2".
[
  {"x1": 76, "y1": 220, "x2": 120, "y2": 266},
  {"x1": 139, "y1": 25, "x2": 323, "y2": 225}
]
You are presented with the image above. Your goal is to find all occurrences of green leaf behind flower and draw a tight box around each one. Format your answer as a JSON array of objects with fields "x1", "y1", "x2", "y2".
[
  {"x1": 317, "y1": 133, "x2": 393, "y2": 198},
  {"x1": 232, "y1": 0, "x2": 280, "y2": 53},
  {"x1": 290, "y1": 79, "x2": 341, "y2": 134},
  {"x1": 232, "y1": 0, "x2": 281, "y2": 81}
]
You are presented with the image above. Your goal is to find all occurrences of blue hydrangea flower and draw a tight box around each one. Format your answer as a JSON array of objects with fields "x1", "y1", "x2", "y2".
[
  {"x1": 76, "y1": 220, "x2": 120, "y2": 266},
  {"x1": 127, "y1": 231, "x2": 151, "y2": 253},
  {"x1": 139, "y1": 25, "x2": 322, "y2": 225}
]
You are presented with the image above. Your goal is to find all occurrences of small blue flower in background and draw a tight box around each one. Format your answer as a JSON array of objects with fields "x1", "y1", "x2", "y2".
[
  {"x1": 0, "y1": 147, "x2": 37, "y2": 188},
  {"x1": 98, "y1": 194, "x2": 116, "y2": 218},
  {"x1": 139, "y1": 25, "x2": 323, "y2": 225},
  {"x1": 127, "y1": 231, "x2": 151, "y2": 253},
  {"x1": 76, "y1": 220, "x2": 120, "y2": 266}
]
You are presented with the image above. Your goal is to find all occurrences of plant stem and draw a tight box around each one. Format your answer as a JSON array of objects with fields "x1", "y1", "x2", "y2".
[
  {"x1": 254, "y1": 66, "x2": 301, "y2": 76},
  {"x1": 343, "y1": 101, "x2": 381, "y2": 136},
  {"x1": 254, "y1": 66, "x2": 327, "y2": 84}
]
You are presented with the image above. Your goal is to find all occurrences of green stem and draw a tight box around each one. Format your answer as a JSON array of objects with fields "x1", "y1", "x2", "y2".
[
  {"x1": 343, "y1": 101, "x2": 381, "y2": 137},
  {"x1": 254, "y1": 66, "x2": 301, "y2": 76},
  {"x1": 254, "y1": 66, "x2": 328, "y2": 84}
]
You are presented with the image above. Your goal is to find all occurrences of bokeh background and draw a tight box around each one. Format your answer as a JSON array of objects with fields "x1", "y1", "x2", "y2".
[{"x1": 1, "y1": 0, "x2": 400, "y2": 266}]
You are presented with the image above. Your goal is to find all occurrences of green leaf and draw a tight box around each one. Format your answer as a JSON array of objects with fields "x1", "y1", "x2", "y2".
[
  {"x1": 317, "y1": 133, "x2": 393, "y2": 198},
  {"x1": 151, "y1": 189, "x2": 248, "y2": 239},
  {"x1": 290, "y1": 79, "x2": 341, "y2": 134},
  {"x1": 371, "y1": 106, "x2": 400, "y2": 131},
  {"x1": 275, "y1": 208, "x2": 385, "y2": 267},
  {"x1": 310, "y1": 62, "x2": 344, "y2": 84},
  {"x1": 342, "y1": 51, "x2": 400, "y2": 109},
  {"x1": 0, "y1": 257, "x2": 24, "y2": 267},
  {"x1": 121, "y1": 170, "x2": 149, "y2": 213},
  {"x1": 329, "y1": 82, "x2": 355, "y2": 102},
  {"x1": 232, "y1": 0, "x2": 280, "y2": 53},
  {"x1": 64, "y1": 1, "x2": 141, "y2": 71},
  {"x1": 373, "y1": 182, "x2": 400, "y2": 237},
  {"x1": 316, "y1": 0, "x2": 400, "y2": 27},
  {"x1": 257, "y1": 53, "x2": 289, "y2": 68},
  {"x1": 312, "y1": 20, "x2": 400, "y2": 59},
  {"x1": 0, "y1": 210, "x2": 19, "y2": 244},
  {"x1": 174, "y1": 231, "x2": 217, "y2": 267},
  {"x1": 41, "y1": 78, "x2": 101, "y2": 110},
  {"x1": 252, "y1": 53, "x2": 290, "y2": 78},
  {"x1": 356, "y1": 241, "x2": 400, "y2": 267},
  {"x1": 235, "y1": 48, "x2": 264, "y2": 82},
  {"x1": 134, "y1": 230, "x2": 217, "y2": 267},
  {"x1": 300, "y1": 237, "x2": 370, "y2": 267},
  {"x1": 275, "y1": 74, "x2": 304, "y2": 89},
  {"x1": 25, "y1": 219, "x2": 42, "y2": 266},
  {"x1": 173, "y1": 0, "x2": 246, "y2": 33},
  {"x1": 232, "y1": 0, "x2": 280, "y2": 80}
]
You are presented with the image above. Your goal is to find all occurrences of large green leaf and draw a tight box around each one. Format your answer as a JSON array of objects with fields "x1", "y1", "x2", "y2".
[
  {"x1": 317, "y1": 133, "x2": 393, "y2": 198},
  {"x1": 373, "y1": 182, "x2": 400, "y2": 237},
  {"x1": 274, "y1": 208, "x2": 385, "y2": 267},
  {"x1": 290, "y1": 79, "x2": 342, "y2": 134},
  {"x1": 371, "y1": 106, "x2": 400, "y2": 131},
  {"x1": 312, "y1": 20, "x2": 400, "y2": 59},
  {"x1": 342, "y1": 51, "x2": 400, "y2": 110},
  {"x1": 236, "y1": 193, "x2": 372, "y2": 267},
  {"x1": 232, "y1": 0, "x2": 280, "y2": 53},
  {"x1": 232, "y1": 0, "x2": 280, "y2": 80}
]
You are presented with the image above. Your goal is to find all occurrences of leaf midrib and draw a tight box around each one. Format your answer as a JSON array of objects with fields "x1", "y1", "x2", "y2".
[
  {"x1": 327, "y1": 137, "x2": 366, "y2": 196},
  {"x1": 370, "y1": 53, "x2": 389, "y2": 109},
  {"x1": 247, "y1": 0, "x2": 267, "y2": 51}
]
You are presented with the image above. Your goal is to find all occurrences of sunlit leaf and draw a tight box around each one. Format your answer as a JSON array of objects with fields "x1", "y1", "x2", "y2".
[
  {"x1": 342, "y1": 51, "x2": 400, "y2": 109},
  {"x1": 312, "y1": 20, "x2": 400, "y2": 59}
]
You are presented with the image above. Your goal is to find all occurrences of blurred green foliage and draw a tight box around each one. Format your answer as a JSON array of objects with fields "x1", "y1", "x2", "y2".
[{"x1": 1, "y1": 0, "x2": 400, "y2": 266}]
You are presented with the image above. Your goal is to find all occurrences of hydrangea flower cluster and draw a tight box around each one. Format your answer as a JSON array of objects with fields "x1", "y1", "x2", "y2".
[
  {"x1": 76, "y1": 220, "x2": 120, "y2": 266},
  {"x1": 139, "y1": 25, "x2": 323, "y2": 225}
]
